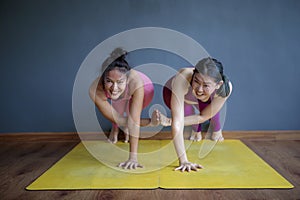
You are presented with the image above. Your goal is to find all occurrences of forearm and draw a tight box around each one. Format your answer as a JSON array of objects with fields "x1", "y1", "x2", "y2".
[
  {"x1": 172, "y1": 121, "x2": 188, "y2": 164},
  {"x1": 183, "y1": 114, "x2": 207, "y2": 126},
  {"x1": 113, "y1": 118, "x2": 151, "y2": 127},
  {"x1": 165, "y1": 97, "x2": 227, "y2": 127},
  {"x1": 127, "y1": 118, "x2": 140, "y2": 161},
  {"x1": 94, "y1": 101, "x2": 128, "y2": 126},
  {"x1": 129, "y1": 134, "x2": 138, "y2": 161},
  {"x1": 112, "y1": 115, "x2": 128, "y2": 127},
  {"x1": 162, "y1": 114, "x2": 207, "y2": 127},
  {"x1": 103, "y1": 111, "x2": 128, "y2": 127}
]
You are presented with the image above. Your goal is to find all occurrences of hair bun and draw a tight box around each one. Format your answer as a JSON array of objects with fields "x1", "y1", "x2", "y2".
[{"x1": 110, "y1": 47, "x2": 127, "y2": 60}]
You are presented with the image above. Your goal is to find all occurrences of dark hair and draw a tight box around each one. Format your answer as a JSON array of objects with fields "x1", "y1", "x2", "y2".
[
  {"x1": 193, "y1": 57, "x2": 230, "y2": 97},
  {"x1": 101, "y1": 48, "x2": 131, "y2": 87}
]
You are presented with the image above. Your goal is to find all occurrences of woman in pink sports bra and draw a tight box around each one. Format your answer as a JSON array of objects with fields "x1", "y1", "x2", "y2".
[{"x1": 89, "y1": 48, "x2": 159, "y2": 170}]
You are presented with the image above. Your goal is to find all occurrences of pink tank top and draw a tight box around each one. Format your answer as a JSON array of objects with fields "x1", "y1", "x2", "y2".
[{"x1": 104, "y1": 70, "x2": 154, "y2": 109}]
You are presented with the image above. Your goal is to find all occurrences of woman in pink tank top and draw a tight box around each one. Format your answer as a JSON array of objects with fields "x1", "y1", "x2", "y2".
[{"x1": 89, "y1": 48, "x2": 158, "y2": 170}]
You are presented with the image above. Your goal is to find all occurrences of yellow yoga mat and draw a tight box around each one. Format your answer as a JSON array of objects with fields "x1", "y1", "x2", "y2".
[{"x1": 26, "y1": 140, "x2": 293, "y2": 190}]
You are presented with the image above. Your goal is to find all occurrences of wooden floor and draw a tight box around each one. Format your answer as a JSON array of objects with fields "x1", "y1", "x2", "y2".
[{"x1": 0, "y1": 131, "x2": 300, "y2": 200}]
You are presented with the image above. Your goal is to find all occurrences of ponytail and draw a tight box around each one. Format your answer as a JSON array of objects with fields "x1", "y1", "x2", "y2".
[
  {"x1": 217, "y1": 74, "x2": 230, "y2": 97},
  {"x1": 211, "y1": 58, "x2": 230, "y2": 97}
]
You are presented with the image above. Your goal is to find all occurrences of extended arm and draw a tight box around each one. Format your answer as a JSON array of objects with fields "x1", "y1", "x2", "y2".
[
  {"x1": 170, "y1": 72, "x2": 203, "y2": 172},
  {"x1": 170, "y1": 74, "x2": 188, "y2": 165},
  {"x1": 182, "y1": 95, "x2": 227, "y2": 126},
  {"x1": 118, "y1": 71, "x2": 144, "y2": 169},
  {"x1": 161, "y1": 81, "x2": 233, "y2": 127},
  {"x1": 184, "y1": 81, "x2": 233, "y2": 125},
  {"x1": 124, "y1": 86, "x2": 144, "y2": 168}
]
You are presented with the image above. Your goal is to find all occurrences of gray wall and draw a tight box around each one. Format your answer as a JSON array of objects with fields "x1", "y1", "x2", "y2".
[{"x1": 1, "y1": 0, "x2": 300, "y2": 133}]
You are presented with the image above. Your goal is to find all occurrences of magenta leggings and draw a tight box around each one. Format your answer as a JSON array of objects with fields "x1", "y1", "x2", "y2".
[{"x1": 163, "y1": 78, "x2": 221, "y2": 132}]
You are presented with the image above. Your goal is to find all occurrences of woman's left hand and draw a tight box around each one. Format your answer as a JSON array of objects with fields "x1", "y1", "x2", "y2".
[{"x1": 175, "y1": 162, "x2": 203, "y2": 172}]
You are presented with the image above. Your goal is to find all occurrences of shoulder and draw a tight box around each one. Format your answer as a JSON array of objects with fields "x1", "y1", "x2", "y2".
[
  {"x1": 171, "y1": 68, "x2": 193, "y2": 95},
  {"x1": 128, "y1": 69, "x2": 142, "y2": 84},
  {"x1": 175, "y1": 67, "x2": 193, "y2": 82},
  {"x1": 178, "y1": 67, "x2": 194, "y2": 76},
  {"x1": 128, "y1": 69, "x2": 144, "y2": 93}
]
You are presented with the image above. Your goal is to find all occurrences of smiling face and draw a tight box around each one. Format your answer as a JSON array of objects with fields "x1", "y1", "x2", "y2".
[
  {"x1": 103, "y1": 69, "x2": 128, "y2": 100},
  {"x1": 191, "y1": 72, "x2": 223, "y2": 102}
]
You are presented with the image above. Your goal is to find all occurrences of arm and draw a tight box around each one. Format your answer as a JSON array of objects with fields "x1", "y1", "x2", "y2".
[
  {"x1": 118, "y1": 71, "x2": 144, "y2": 169},
  {"x1": 184, "y1": 81, "x2": 233, "y2": 125},
  {"x1": 183, "y1": 95, "x2": 227, "y2": 126},
  {"x1": 161, "y1": 81, "x2": 233, "y2": 127},
  {"x1": 170, "y1": 71, "x2": 203, "y2": 172},
  {"x1": 171, "y1": 72, "x2": 188, "y2": 164},
  {"x1": 126, "y1": 85, "x2": 144, "y2": 167}
]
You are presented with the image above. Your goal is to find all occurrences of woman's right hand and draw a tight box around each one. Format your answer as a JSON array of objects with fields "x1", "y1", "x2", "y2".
[{"x1": 118, "y1": 159, "x2": 143, "y2": 170}]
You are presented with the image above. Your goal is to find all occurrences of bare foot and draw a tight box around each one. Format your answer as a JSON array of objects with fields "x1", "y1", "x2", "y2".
[
  {"x1": 190, "y1": 131, "x2": 202, "y2": 142},
  {"x1": 123, "y1": 127, "x2": 129, "y2": 143},
  {"x1": 150, "y1": 109, "x2": 160, "y2": 127},
  {"x1": 108, "y1": 125, "x2": 118, "y2": 144},
  {"x1": 211, "y1": 130, "x2": 224, "y2": 142},
  {"x1": 158, "y1": 112, "x2": 172, "y2": 126}
]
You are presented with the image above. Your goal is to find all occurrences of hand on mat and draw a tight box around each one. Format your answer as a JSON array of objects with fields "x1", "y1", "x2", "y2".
[
  {"x1": 175, "y1": 162, "x2": 203, "y2": 172},
  {"x1": 118, "y1": 159, "x2": 143, "y2": 170}
]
